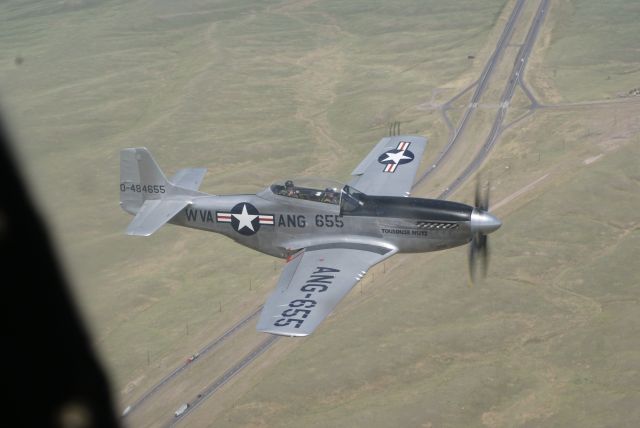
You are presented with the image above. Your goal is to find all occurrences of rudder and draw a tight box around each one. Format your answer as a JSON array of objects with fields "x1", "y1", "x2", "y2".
[{"x1": 120, "y1": 148, "x2": 171, "y2": 215}]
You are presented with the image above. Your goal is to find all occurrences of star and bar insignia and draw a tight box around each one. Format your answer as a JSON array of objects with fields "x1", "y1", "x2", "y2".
[
  {"x1": 216, "y1": 203, "x2": 274, "y2": 236},
  {"x1": 377, "y1": 140, "x2": 415, "y2": 173}
]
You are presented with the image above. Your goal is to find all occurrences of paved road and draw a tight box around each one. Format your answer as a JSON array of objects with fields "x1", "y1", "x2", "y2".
[
  {"x1": 125, "y1": 1, "x2": 549, "y2": 424},
  {"x1": 157, "y1": 1, "x2": 640, "y2": 423},
  {"x1": 170, "y1": 3, "x2": 546, "y2": 422},
  {"x1": 415, "y1": 0, "x2": 527, "y2": 187},
  {"x1": 168, "y1": 335, "x2": 280, "y2": 427},
  {"x1": 439, "y1": 0, "x2": 549, "y2": 200},
  {"x1": 122, "y1": 305, "x2": 263, "y2": 419}
]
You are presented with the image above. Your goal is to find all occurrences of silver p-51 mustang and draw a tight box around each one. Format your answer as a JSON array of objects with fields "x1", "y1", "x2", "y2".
[{"x1": 120, "y1": 136, "x2": 501, "y2": 336}]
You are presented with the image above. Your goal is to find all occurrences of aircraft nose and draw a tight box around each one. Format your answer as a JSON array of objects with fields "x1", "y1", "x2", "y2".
[{"x1": 470, "y1": 209, "x2": 502, "y2": 234}]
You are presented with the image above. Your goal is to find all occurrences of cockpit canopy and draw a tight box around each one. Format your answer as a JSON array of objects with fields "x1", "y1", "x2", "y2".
[
  {"x1": 268, "y1": 178, "x2": 364, "y2": 211},
  {"x1": 269, "y1": 178, "x2": 343, "y2": 205}
]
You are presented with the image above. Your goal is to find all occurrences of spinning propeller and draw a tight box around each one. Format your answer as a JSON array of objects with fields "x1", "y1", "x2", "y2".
[{"x1": 468, "y1": 177, "x2": 501, "y2": 284}]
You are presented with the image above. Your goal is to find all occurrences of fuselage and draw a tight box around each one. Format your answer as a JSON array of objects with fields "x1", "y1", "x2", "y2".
[{"x1": 166, "y1": 188, "x2": 474, "y2": 259}]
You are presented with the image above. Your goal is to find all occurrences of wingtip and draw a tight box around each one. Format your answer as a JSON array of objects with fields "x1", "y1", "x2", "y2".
[
  {"x1": 126, "y1": 230, "x2": 153, "y2": 237},
  {"x1": 126, "y1": 225, "x2": 154, "y2": 236},
  {"x1": 257, "y1": 328, "x2": 309, "y2": 338}
]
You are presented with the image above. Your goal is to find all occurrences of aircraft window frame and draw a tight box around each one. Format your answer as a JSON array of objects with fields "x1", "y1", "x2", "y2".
[{"x1": 340, "y1": 185, "x2": 365, "y2": 212}]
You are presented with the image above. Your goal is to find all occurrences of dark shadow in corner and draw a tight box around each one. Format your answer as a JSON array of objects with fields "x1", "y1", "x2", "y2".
[{"x1": 1, "y1": 108, "x2": 119, "y2": 428}]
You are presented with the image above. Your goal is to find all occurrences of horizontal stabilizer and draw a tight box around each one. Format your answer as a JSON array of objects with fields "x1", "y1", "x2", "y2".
[
  {"x1": 171, "y1": 168, "x2": 207, "y2": 191},
  {"x1": 126, "y1": 199, "x2": 189, "y2": 236}
]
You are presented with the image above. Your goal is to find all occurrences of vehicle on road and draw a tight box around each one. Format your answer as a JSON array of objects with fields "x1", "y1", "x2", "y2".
[{"x1": 174, "y1": 403, "x2": 189, "y2": 417}]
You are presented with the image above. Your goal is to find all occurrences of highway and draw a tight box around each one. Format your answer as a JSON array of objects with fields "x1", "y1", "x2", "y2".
[
  {"x1": 124, "y1": 1, "x2": 551, "y2": 425},
  {"x1": 439, "y1": 0, "x2": 548, "y2": 199},
  {"x1": 169, "y1": 335, "x2": 280, "y2": 427},
  {"x1": 122, "y1": 305, "x2": 263, "y2": 418},
  {"x1": 416, "y1": 0, "x2": 527, "y2": 186}
]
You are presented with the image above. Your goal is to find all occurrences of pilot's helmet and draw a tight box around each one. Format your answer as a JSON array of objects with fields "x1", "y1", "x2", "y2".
[{"x1": 285, "y1": 180, "x2": 294, "y2": 188}]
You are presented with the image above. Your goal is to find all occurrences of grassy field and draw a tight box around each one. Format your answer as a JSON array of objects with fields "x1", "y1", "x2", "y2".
[
  {"x1": 529, "y1": 0, "x2": 640, "y2": 103},
  {"x1": 0, "y1": 0, "x2": 507, "y2": 399},
  {"x1": 204, "y1": 101, "x2": 640, "y2": 428},
  {"x1": 1, "y1": 0, "x2": 639, "y2": 427}
]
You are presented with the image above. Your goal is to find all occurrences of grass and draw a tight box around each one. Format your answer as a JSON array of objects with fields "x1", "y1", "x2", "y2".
[
  {"x1": 212, "y1": 105, "x2": 640, "y2": 428},
  {"x1": 0, "y1": 0, "x2": 507, "y2": 405},
  {"x1": 1, "y1": 0, "x2": 639, "y2": 426},
  {"x1": 529, "y1": 0, "x2": 640, "y2": 103}
]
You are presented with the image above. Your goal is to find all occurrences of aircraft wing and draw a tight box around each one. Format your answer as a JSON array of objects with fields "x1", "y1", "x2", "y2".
[
  {"x1": 348, "y1": 135, "x2": 427, "y2": 197},
  {"x1": 257, "y1": 244, "x2": 396, "y2": 336}
]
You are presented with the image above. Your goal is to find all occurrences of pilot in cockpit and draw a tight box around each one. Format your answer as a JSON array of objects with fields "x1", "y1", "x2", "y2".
[
  {"x1": 281, "y1": 180, "x2": 298, "y2": 198},
  {"x1": 321, "y1": 188, "x2": 338, "y2": 204}
]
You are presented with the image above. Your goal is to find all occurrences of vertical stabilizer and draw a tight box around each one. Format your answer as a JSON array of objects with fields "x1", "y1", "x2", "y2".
[
  {"x1": 119, "y1": 147, "x2": 209, "y2": 234},
  {"x1": 120, "y1": 148, "x2": 172, "y2": 214}
]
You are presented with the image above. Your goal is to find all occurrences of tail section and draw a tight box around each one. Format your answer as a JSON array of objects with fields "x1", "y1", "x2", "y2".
[
  {"x1": 171, "y1": 168, "x2": 207, "y2": 192},
  {"x1": 119, "y1": 147, "x2": 208, "y2": 235},
  {"x1": 120, "y1": 148, "x2": 171, "y2": 214}
]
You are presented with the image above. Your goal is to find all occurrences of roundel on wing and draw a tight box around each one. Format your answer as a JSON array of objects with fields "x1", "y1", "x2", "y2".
[{"x1": 377, "y1": 148, "x2": 415, "y2": 166}]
